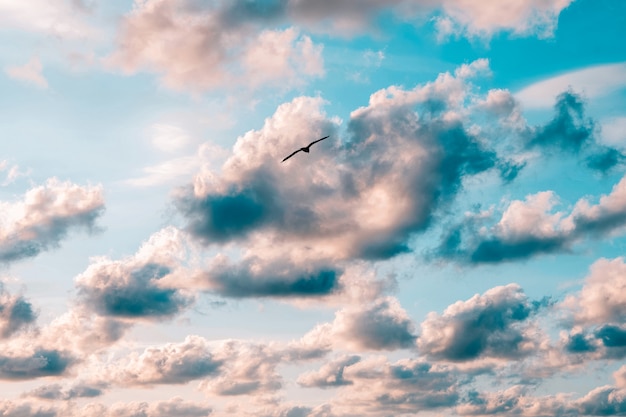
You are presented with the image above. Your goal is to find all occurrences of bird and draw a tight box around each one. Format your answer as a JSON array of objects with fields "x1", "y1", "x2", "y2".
[{"x1": 281, "y1": 136, "x2": 330, "y2": 163}]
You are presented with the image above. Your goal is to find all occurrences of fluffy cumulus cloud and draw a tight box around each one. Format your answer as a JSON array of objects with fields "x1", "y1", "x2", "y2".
[
  {"x1": 329, "y1": 356, "x2": 461, "y2": 415},
  {"x1": 0, "y1": 397, "x2": 212, "y2": 417},
  {"x1": 104, "y1": 333, "x2": 327, "y2": 397},
  {"x1": 75, "y1": 227, "x2": 194, "y2": 319},
  {"x1": 174, "y1": 61, "x2": 517, "y2": 297},
  {"x1": 436, "y1": 169, "x2": 626, "y2": 264},
  {"x1": 562, "y1": 257, "x2": 626, "y2": 326},
  {"x1": 105, "y1": 0, "x2": 574, "y2": 93},
  {"x1": 430, "y1": 0, "x2": 574, "y2": 40},
  {"x1": 0, "y1": 349, "x2": 74, "y2": 380},
  {"x1": 0, "y1": 178, "x2": 104, "y2": 263},
  {"x1": 418, "y1": 284, "x2": 545, "y2": 361},
  {"x1": 0, "y1": 283, "x2": 36, "y2": 338},
  {"x1": 306, "y1": 297, "x2": 417, "y2": 351},
  {"x1": 110, "y1": 335, "x2": 221, "y2": 386},
  {"x1": 108, "y1": 0, "x2": 323, "y2": 92},
  {"x1": 297, "y1": 355, "x2": 361, "y2": 388},
  {"x1": 25, "y1": 381, "x2": 107, "y2": 400}
]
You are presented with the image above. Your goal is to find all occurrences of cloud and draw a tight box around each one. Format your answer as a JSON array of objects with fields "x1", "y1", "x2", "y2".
[
  {"x1": 330, "y1": 356, "x2": 460, "y2": 415},
  {"x1": 297, "y1": 355, "x2": 361, "y2": 388},
  {"x1": 328, "y1": 297, "x2": 417, "y2": 351},
  {"x1": 439, "y1": 0, "x2": 573, "y2": 40},
  {"x1": 108, "y1": 0, "x2": 323, "y2": 93},
  {"x1": 0, "y1": 350, "x2": 74, "y2": 380},
  {"x1": 516, "y1": 62, "x2": 626, "y2": 109},
  {"x1": 196, "y1": 255, "x2": 340, "y2": 299},
  {"x1": 0, "y1": 397, "x2": 212, "y2": 417},
  {"x1": 75, "y1": 227, "x2": 194, "y2": 319},
  {"x1": 0, "y1": 161, "x2": 31, "y2": 186},
  {"x1": 456, "y1": 386, "x2": 575, "y2": 416},
  {"x1": 436, "y1": 171, "x2": 626, "y2": 263},
  {"x1": 524, "y1": 90, "x2": 623, "y2": 172},
  {"x1": 418, "y1": 284, "x2": 544, "y2": 361},
  {"x1": 601, "y1": 116, "x2": 626, "y2": 148},
  {"x1": 0, "y1": 178, "x2": 104, "y2": 263},
  {"x1": 0, "y1": 283, "x2": 36, "y2": 338},
  {"x1": 177, "y1": 61, "x2": 503, "y2": 268},
  {"x1": 562, "y1": 257, "x2": 626, "y2": 326},
  {"x1": 0, "y1": 0, "x2": 95, "y2": 39},
  {"x1": 111, "y1": 335, "x2": 221, "y2": 386},
  {"x1": 25, "y1": 381, "x2": 107, "y2": 400},
  {"x1": 4, "y1": 57, "x2": 48, "y2": 88},
  {"x1": 290, "y1": 0, "x2": 572, "y2": 39}
]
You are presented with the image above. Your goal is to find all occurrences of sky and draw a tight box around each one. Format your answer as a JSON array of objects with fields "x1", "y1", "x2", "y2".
[{"x1": 1, "y1": 0, "x2": 626, "y2": 416}]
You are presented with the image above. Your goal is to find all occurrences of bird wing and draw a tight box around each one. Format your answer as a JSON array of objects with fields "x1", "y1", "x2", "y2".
[
  {"x1": 307, "y1": 135, "x2": 330, "y2": 148},
  {"x1": 281, "y1": 149, "x2": 302, "y2": 162}
]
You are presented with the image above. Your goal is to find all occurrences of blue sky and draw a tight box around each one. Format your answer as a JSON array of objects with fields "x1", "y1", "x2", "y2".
[{"x1": 1, "y1": 1, "x2": 626, "y2": 416}]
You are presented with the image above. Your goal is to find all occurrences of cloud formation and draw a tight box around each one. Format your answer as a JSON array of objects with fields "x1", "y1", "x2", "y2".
[
  {"x1": 175, "y1": 61, "x2": 514, "y2": 297},
  {"x1": 0, "y1": 178, "x2": 104, "y2": 264},
  {"x1": 0, "y1": 283, "x2": 36, "y2": 339},
  {"x1": 418, "y1": 284, "x2": 544, "y2": 361},
  {"x1": 435, "y1": 170, "x2": 626, "y2": 263},
  {"x1": 108, "y1": 0, "x2": 323, "y2": 92},
  {"x1": 75, "y1": 227, "x2": 193, "y2": 320}
]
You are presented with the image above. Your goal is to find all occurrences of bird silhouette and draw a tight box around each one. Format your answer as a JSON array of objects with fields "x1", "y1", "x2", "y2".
[{"x1": 281, "y1": 136, "x2": 329, "y2": 163}]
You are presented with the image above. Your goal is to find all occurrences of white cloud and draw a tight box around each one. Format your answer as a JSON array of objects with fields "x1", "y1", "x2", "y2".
[
  {"x1": 0, "y1": 0, "x2": 95, "y2": 39},
  {"x1": 515, "y1": 62, "x2": 626, "y2": 109},
  {"x1": 601, "y1": 116, "x2": 626, "y2": 148}
]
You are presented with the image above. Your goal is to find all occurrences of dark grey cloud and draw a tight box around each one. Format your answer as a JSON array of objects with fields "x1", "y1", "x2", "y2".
[
  {"x1": 0, "y1": 283, "x2": 37, "y2": 338},
  {"x1": 297, "y1": 355, "x2": 361, "y2": 388},
  {"x1": 527, "y1": 90, "x2": 624, "y2": 173},
  {"x1": 418, "y1": 285, "x2": 545, "y2": 361},
  {"x1": 0, "y1": 180, "x2": 104, "y2": 264},
  {"x1": 0, "y1": 350, "x2": 73, "y2": 380},
  {"x1": 77, "y1": 262, "x2": 193, "y2": 319}
]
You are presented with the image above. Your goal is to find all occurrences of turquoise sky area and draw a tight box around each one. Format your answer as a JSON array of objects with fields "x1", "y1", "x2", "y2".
[{"x1": 1, "y1": 1, "x2": 626, "y2": 416}]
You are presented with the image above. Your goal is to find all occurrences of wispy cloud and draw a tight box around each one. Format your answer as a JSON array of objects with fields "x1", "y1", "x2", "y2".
[
  {"x1": 516, "y1": 62, "x2": 626, "y2": 109},
  {"x1": 5, "y1": 57, "x2": 48, "y2": 89}
]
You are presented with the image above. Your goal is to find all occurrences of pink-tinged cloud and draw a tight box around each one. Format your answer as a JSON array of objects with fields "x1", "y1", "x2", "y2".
[
  {"x1": 418, "y1": 284, "x2": 546, "y2": 361},
  {"x1": 0, "y1": 178, "x2": 104, "y2": 263},
  {"x1": 74, "y1": 227, "x2": 194, "y2": 319},
  {"x1": 4, "y1": 57, "x2": 48, "y2": 89},
  {"x1": 0, "y1": 397, "x2": 212, "y2": 417},
  {"x1": 108, "y1": 0, "x2": 323, "y2": 92},
  {"x1": 438, "y1": 169, "x2": 626, "y2": 264},
  {"x1": 562, "y1": 257, "x2": 626, "y2": 326},
  {"x1": 0, "y1": 283, "x2": 36, "y2": 339},
  {"x1": 175, "y1": 61, "x2": 508, "y2": 297}
]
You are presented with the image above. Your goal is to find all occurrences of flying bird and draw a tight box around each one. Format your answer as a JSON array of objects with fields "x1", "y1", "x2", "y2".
[{"x1": 281, "y1": 136, "x2": 330, "y2": 163}]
